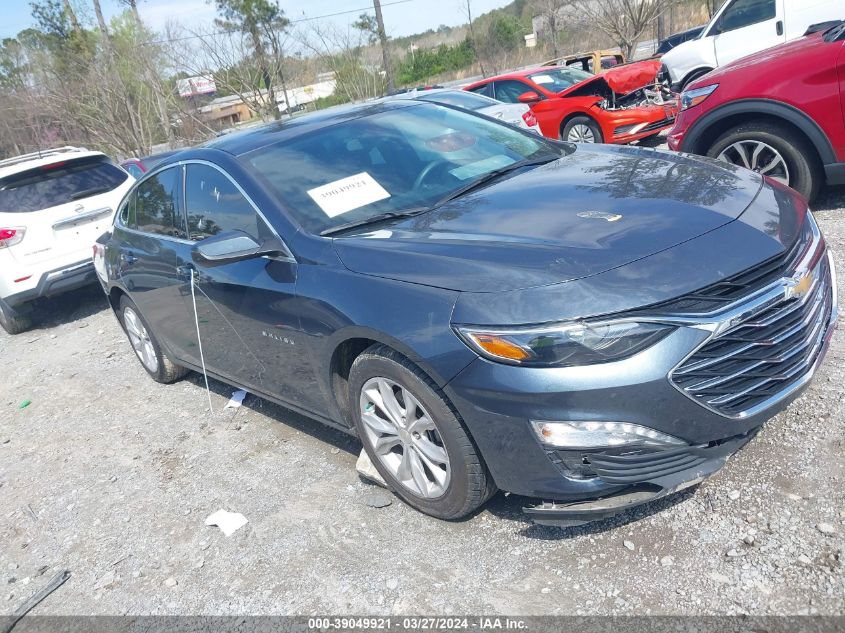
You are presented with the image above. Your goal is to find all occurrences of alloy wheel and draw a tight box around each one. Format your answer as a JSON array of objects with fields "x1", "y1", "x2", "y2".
[
  {"x1": 716, "y1": 140, "x2": 790, "y2": 186},
  {"x1": 359, "y1": 377, "x2": 451, "y2": 498},
  {"x1": 567, "y1": 124, "x2": 596, "y2": 143},
  {"x1": 123, "y1": 307, "x2": 159, "y2": 373}
]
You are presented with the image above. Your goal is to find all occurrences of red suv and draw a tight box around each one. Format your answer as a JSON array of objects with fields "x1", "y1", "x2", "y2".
[{"x1": 668, "y1": 22, "x2": 845, "y2": 201}]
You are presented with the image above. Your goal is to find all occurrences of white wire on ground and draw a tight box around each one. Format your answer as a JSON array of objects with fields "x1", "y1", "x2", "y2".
[{"x1": 190, "y1": 268, "x2": 213, "y2": 414}]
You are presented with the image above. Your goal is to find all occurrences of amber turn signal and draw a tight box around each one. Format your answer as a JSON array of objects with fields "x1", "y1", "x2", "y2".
[{"x1": 466, "y1": 333, "x2": 532, "y2": 361}]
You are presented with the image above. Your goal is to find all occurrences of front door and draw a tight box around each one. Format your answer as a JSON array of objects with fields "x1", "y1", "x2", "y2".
[
  {"x1": 179, "y1": 163, "x2": 318, "y2": 409},
  {"x1": 713, "y1": 0, "x2": 785, "y2": 67}
]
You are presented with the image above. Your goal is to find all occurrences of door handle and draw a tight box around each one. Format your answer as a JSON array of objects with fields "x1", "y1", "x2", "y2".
[
  {"x1": 776, "y1": 20, "x2": 783, "y2": 36},
  {"x1": 120, "y1": 252, "x2": 137, "y2": 265}
]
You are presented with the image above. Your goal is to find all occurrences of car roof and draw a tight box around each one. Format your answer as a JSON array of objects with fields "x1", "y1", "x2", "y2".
[
  {"x1": 203, "y1": 100, "x2": 418, "y2": 157},
  {"x1": 468, "y1": 67, "x2": 559, "y2": 86},
  {"x1": 0, "y1": 148, "x2": 105, "y2": 180}
]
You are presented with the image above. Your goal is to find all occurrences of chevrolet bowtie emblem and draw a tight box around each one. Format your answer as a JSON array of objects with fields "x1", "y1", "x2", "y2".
[
  {"x1": 577, "y1": 211, "x2": 623, "y2": 222},
  {"x1": 789, "y1": 270, "x2": 815, "y2": 300}
]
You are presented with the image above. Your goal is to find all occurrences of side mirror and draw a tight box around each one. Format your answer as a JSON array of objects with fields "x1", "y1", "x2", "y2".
[
  {"x1": 517, "y1": 91, "x2": 541, "y2": 104},
  {"x1": 192, "y1": 230, "x2": 287, "y2": 266}
]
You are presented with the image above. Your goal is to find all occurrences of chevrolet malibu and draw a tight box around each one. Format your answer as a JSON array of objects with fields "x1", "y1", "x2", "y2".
[{"x1": 96, "y1": 101, "x2": 837, "y2": 526}]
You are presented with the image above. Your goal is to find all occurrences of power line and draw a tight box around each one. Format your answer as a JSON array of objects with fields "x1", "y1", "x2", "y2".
[{"x1": 149, "y1": 0, "x2": 415, "y2": 45}]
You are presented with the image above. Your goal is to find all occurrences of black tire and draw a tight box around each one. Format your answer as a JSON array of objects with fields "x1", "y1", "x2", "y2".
[
  {"x1": 0, "y1": 300, "x2": 32, "y2": 335},
  {"x1": 679, "y1": 68, "x2": 712, "y2": 92},
  {"x1": 349, "y1": 344, "x2": 496, "y2": 520},
  {"x1": 561, "y1": 115, "x2": 604, "y2": 144},
  {"x1": 117, "y1": 295, "x2": 188, "y2": 384},
  {"x1": 706, "y1": 121, "x2": 821, "y2": 201}
]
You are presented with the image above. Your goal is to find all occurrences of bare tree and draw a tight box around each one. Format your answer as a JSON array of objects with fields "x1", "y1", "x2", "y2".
[
  {"x1": 574, "y1": 0, "x2": 680, "y2": 60},
  {"x1": 530, "y1": 0, "x2": 575, "y2": 58},
  {"x1": 460, "y1": 0, "x2": 485, "y2": 77},
  {"x1": 372, "y1": 0, "x2": 394, "y2": 93}
]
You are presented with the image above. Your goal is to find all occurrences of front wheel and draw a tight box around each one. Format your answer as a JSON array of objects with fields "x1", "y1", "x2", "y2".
[
  {"x1": 349, "y1": 344, "x2": 496, "y2": 520},
  {"x1": 706, "y1": 121, "x2": 821, "y2": 201},
  {"x1": 562, "y1": 116, "x2": 603, "y2": 144},
  {"x1": 118, "y1": 295, "x2": 188, "y2": 384}
]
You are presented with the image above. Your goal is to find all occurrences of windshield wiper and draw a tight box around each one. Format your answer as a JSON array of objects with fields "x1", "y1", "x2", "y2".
[
  {"x1": 320, "y1": 207, "x2": 429, "y2": 237},
  {"x1": 70, "y1": 186, "x2": 112, "y2": 200},
  {"x1": 432, "y1": 155, "x2": 558, "y2": 208}
]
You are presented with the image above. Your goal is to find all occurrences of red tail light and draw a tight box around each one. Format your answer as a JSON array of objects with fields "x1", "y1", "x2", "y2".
[
  {"x1": 522, "y1": 110, "x2": 538, "y2": 127},
  {"x1": 0, "y1": 227, "x2": 25, "y2": 248}
]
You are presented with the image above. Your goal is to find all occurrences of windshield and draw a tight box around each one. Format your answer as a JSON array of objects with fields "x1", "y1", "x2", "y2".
[
  {"x1": 245, "y1": 103, "x2": 561, "y2": 235},
  {"x1": 528, "y1": 68, "x2": 593, "y2": 92},
  {"x1": 417, "y1": 90, "x2": 499, "y2": 111}
]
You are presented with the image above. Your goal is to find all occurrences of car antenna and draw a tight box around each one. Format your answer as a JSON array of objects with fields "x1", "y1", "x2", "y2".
[{"x1": 190, "y1": 268, "x2": 214, "y2": 413}]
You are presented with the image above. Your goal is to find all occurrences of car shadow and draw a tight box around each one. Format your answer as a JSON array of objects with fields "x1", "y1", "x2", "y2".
[
  {"x1": 813, "y1": 184, "x2": 845, "y2": 212},
  {"x1": 24, "y1": 283, "x2": 111, "y2": 332}
]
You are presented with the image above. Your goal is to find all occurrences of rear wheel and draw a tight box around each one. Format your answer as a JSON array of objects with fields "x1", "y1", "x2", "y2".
[
  {"x1": 349, "y1": 344, "x2": 496, "y2": 520},
  {"x1": 706, "y1": 121, "x2": 821, "y2": 201},
  {"x1": 562, "y1": 116, "x2": 603, "y2": 144},
  {"x1": 118, "y1": 295, "x2": 188, "y2": 383},
  {"x1": 0, "y1": 300, "x2": 32, "y2": 335}
]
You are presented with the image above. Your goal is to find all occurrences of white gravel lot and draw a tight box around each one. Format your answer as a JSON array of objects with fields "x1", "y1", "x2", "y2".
[{"x1": 0, "y1": 163, "x2": 843, "y2": 617}]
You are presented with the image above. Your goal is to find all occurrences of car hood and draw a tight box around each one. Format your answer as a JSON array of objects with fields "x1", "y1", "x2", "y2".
[
  {"x1": 561, "y1": 59, "x2": 663, "y2": 96},
  {"x1": 699, "y1": 33, "x2": 826, "y2": 83},
  {"x1": 332, "y1": 144, "x2": 763, "y2": 293}
]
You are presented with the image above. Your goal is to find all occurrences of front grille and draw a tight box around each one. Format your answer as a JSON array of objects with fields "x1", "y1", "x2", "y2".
[
  {"x1": 672, "y1": 254, "x2": 834, "y2": 417},
  {"x1": 640, "y1": 117, "x2": 675, "y2": 133}
]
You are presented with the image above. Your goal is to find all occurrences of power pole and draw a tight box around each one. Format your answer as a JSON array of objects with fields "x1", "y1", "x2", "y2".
[{"x1": 373, "y1": 0, "x2": 395, "y2": 93}]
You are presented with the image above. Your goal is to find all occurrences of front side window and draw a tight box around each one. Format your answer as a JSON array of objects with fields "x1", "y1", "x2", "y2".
[
  {"x1": 246, "y1": 102, "x2": 561, "y2": 235},
  {"x1": 715, "y1": 0, "x2": 776, "y2": 33},
  {"x1": 0, "y1": 155, "x2": 128, "y2": 213},
  {"x1": 184, "y1": 164, "x2": 266, "y2": 242},
  {"x1": 493, "y1": 80, "x2": 534, "y2": 103},
  {"x1": 133, "y1": 167, "x2": 186, "y2": 239},
  {"x1": 527, "y1": 68, "x2": 593, "y2": 93}
]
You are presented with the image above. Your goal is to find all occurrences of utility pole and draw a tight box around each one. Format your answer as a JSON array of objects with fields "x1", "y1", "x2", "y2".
[{"x1": 373, "y1": 0, "x2": 395, "y2": 93}]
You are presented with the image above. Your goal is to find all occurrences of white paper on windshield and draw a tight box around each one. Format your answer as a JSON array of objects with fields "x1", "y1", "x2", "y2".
[
  {"x1": 307, "y1": 172, "x2": 390, "y2": 218},
  {"x1": 531, "y1": 74, "x2": 554, "y2": 85},
  {"x1": 449, "y1": 155, "x2": 515, "y2": 181}
]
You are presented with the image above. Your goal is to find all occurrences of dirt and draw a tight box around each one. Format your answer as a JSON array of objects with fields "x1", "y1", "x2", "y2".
[{"x1": 1, "y1": 173, "x2": 843, "y2": 617}]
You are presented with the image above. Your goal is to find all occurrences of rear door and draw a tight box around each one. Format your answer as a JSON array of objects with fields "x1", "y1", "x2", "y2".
[
  {"x1": 113, "y1": 166, "x2": 196, "y2": 362},
  {"x1": 712, "y1": 0, "x2": 785, "y2": 66},
  {"x1": 0, "y1": 155, "x2": 132, "y2": 272}
]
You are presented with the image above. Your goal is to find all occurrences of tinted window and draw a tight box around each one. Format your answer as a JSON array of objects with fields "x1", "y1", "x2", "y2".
[
  {"x1": 247, "y1": 103, "x2": 560, "y2": 235},
  {"x1": 185, "y1": 164, "x2": 265, "y2": 241},
  {"x1": 0, "y1": 156, "x2": 128, "y2": 213},
  {"x1": 468, "y1": 83, "x2": 494, "y2": 98},
  {"x1": 493, "y1": 80, "x2": 533, "y2": 103},
  {"x1": 717, "y1": 0, "x2": 775, "y2": 33},
  {"x1": 417, "y1": 90, "x2": 498, "y2": 111},
  {"x1": 133, "y1": 167, "x2": 186, "y2": 238},
  {"x1": 527, "y1": 68, "x2": 592, "y2": 92}
]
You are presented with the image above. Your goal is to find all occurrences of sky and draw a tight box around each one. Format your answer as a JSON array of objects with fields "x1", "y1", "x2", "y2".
[{"x1": 0, "y1": 0, "x2": 516, "y2": 40}]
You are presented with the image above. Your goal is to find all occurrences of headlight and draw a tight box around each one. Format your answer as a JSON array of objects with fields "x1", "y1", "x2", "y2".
[
  {"x1": 680, "y1": 83, "x2": 718, "y2": 111},
  {"x1": 454, "y1": 320, "x2": 675, "y2": 367},
  {"x1": 532, "y1": 420, "x2": 686, "y2": 449}
]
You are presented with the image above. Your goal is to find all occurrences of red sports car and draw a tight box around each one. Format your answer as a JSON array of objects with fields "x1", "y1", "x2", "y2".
[
  {"x1": 668, "y1": 21, "x2": 845, "y2": 202},
  {"x1": 464, "y1": 61, "x2": 679, "y2": 144}
]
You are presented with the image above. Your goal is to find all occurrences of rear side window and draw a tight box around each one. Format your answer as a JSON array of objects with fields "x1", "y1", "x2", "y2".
[
  {"x1": 132, "y1": 167, "x2": 187, "y2": 239},
  {"x1": 0, "y1": 155, "x2": 128, "y2": 213},
  {"x1": 184, "y1": 164, "x2": 267, "y2": 241},
  {"x1": 468, "y1": 83, "x2": 494, "y2": 99}
]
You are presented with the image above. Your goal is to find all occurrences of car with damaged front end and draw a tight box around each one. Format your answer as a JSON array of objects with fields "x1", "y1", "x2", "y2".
[{"x1": 97, "y1": 100, "x2": 837, "y2": 527}]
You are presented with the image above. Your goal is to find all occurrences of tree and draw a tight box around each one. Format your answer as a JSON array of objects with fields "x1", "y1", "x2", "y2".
[
  {"x1": 214, "y1": 0, "x2": 290, "y2": 120},
  {"x1": 460, "y1": 0, "x2": 485, "y2": 77},
  {"x1": 530, "y1": 0, "x2": 573, "y2": 58},
  {"x1": 575, "y1": 0, "x2": 680, "y2": 60},
  {"x1": 372, "y1": 0, "x2": 395, "y2": 93}
]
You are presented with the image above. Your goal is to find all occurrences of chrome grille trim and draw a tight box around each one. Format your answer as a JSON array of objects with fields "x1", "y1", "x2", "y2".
[{"x1": 667, "y1": 217, "x2": 838, "y2": 420}]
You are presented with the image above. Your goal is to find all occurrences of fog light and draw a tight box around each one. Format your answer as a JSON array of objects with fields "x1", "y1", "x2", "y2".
[{"x1": 531, "y1": 420, "x2": 685, "y2": 449}]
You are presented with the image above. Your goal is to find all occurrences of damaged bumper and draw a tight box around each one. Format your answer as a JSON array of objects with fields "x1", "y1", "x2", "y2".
[{"x1": 523, "y1": 432, "x2": 755, "y2": 527}]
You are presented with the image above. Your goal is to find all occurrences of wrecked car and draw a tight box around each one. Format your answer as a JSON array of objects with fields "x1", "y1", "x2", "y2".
[{"x1": 464, "y1": 60, "x2": 678, "y2": 144}]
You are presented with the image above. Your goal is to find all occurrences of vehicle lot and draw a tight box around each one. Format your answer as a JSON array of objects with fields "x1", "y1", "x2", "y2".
[{"x1": 1, "y1": 173, "x2": 844, "y2": 617}]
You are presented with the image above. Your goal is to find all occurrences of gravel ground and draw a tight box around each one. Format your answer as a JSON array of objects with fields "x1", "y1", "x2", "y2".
[{"x1": 1, "y1": 171, "x2": 843, "y2": 617}]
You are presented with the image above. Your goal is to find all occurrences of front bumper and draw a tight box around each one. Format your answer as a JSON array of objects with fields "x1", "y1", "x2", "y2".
[
  {"x1": 3, "y1": 260, "x2": 98, "y2": 308},
  {"x1": 446, "y1": 248, "x2": 838, "y2": 526}
]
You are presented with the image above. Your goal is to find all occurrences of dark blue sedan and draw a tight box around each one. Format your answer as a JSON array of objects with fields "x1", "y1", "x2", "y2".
[{"x1": 96, "y1": 100, "x2": 837, "y2": 526}]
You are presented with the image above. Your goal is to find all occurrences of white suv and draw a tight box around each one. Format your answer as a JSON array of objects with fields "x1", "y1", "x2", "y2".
[{"x1": 0, "y1": 147, "x2": 134, "y2": 334}]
